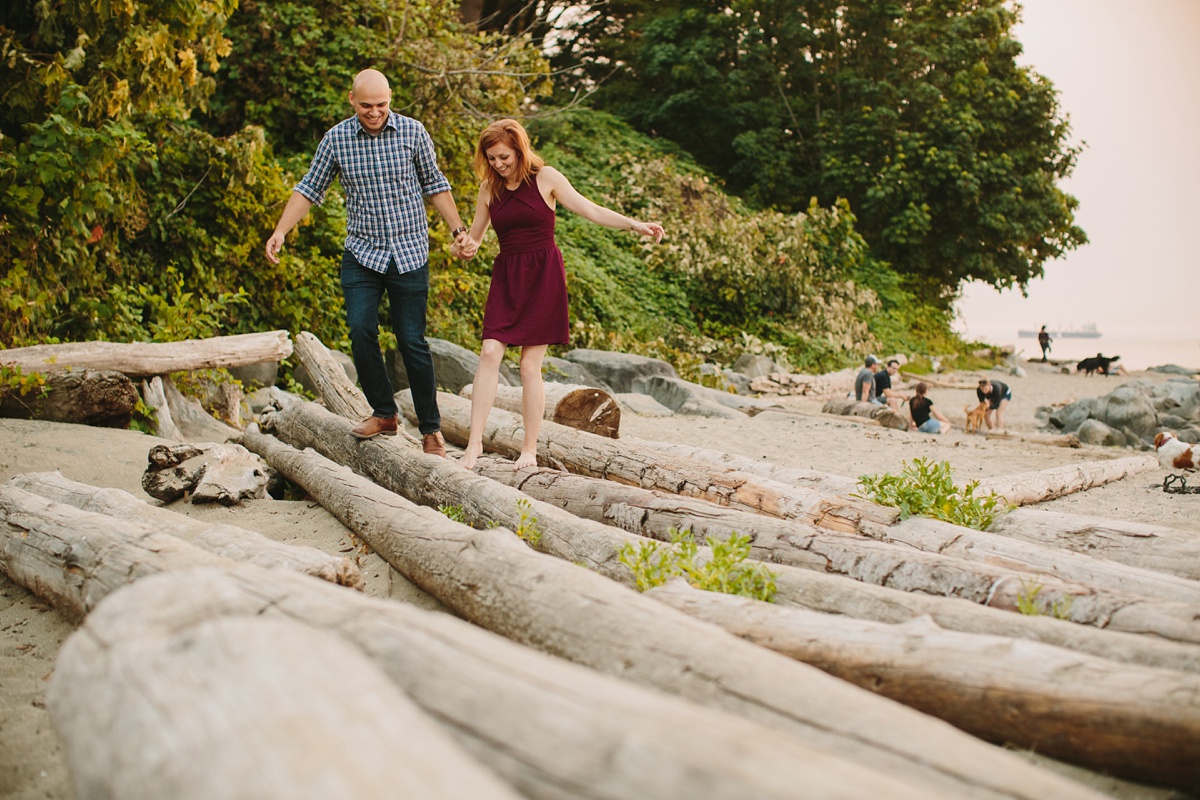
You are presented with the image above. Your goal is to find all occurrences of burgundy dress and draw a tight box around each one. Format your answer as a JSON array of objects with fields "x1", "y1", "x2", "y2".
[{"x1": 482, "y1": 172, "x2": 570, "y2": 345}]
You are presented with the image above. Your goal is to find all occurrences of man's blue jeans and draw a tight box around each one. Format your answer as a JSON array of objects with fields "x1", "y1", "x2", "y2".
[{"x1": 340, "y1": 251, "x2": 440, "y2": 434}]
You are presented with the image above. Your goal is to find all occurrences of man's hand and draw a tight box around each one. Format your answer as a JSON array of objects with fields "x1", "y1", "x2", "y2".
[{"x1": 265, "y1": 231, "x2": 286, "y2": 264}]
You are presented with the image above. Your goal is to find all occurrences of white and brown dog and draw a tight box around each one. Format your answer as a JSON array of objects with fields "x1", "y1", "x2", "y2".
[{"x1": 1155, "y1": 432, "x2": 1196, "y2": 472}]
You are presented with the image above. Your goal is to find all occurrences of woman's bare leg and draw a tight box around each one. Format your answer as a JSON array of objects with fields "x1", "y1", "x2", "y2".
[
  {"x1": 515, "y1": 345, "x2": 548, "y2": 470},
  {"x1": 461, "y1": 338, "x2": 506, "y2": 470}
]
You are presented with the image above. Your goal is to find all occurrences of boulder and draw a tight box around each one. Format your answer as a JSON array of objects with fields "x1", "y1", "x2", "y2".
[
  {"x1": 1048, "y1": 398, "x2": 1097, "y2": 433},
  {"x1": 1093, "y1": 386, "x2": 1158, "y2": 441},
  {"x1": 616, "y1": 392, "x2": 675, "y2": 417},
  {"x1": 721, "y1": 368, "x2": 754, "y2": 396},
  {"x1": 1075, "y1": 419, "x2": 1126, "y2": 447},
  {"x1": 387, "y1": 338, "x2": 516, "y2": 395},
  {"x1": 226, "y1": 361, "x2": 279, "y2": 390},
  {"x1": 564, "y1": 349, "x2": 678, "y2": 393},
  {"x1": 1148, "y1": 364, "x2": 1197, "y2": 376},
  {"x1": 542, "y1": 356, "x2": 609, "y2": 390},
  {"x1": 732, "y1": 353, "x2": 786, "y2": 380},
  {"x1": 630, "y1": 375, "x2": 741, "y2": 419}
]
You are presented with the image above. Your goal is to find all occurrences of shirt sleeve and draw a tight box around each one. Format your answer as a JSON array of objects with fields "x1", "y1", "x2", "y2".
[
  {"x1": 294, "y1": 132, "x2": 340, "y2": 206},
  {"x1": 413, "y1": 124, "x2": 452, "y2": 197}
]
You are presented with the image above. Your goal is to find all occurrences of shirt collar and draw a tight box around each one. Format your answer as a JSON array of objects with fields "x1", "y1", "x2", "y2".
[{"x1": 354, "y1": 111, "x2": 399, "y2": 137}]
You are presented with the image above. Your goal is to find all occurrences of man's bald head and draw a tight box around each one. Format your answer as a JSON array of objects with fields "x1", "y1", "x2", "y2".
[{"x1": 348, "y1": 69, "x2": 392, "y2": 135}]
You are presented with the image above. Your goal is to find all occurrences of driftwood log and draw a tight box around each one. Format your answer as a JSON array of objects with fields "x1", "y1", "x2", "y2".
[
  {"x1": 142, "y1": 442, "x2": 273, "y2": 505},
  {"x1": 141, "y1": 376, "x2": 185, "y2": 440},
  {"x1": 472, "y1": 458, "x2": 1200, "y2": 644},
  {"x1": 242, "y1": 420, "x2": 1105, "y2": 800},
  {"x1": 160, "y1": 376, "x2": 242, "y2": 442},
  {"x1": 0, "y1": 330, "x2": 293, "y2": 378},
  {"x1": 52, "y1": 591, "x2": 521, "y2": 800},
  {"x1": 0, "y1": 368, "x2": 138, "y2": 427},
  {"x1": 293, "y1": 331, "x2": 372, "y2": 419},
  {"x1": 10, "y1": 505, "x2": 939, "y2": 800},
  {"x1": 820, "y1": 397, "x2": 909, "y2": 429},
  {"x1": 9, "y1": 471, "x2": 360, "y2": 589},
  {"x1": 401, "y1": 390, "x2": 902, "y2": 533},
  {"x1": 650, "y1": 580, "x2": 1200, "y2": 791},
  {"x1": 462, "y1": 382, "x2": 621, "y2": 438}
]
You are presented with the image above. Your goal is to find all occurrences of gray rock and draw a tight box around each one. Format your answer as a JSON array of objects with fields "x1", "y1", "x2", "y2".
[
  {"x1": 1009, "y1": 365, "x2": 1026, "y2": 378},
  {"x1": 564, "y1": 348, "x2": 678, "y2": 393},
  {"x1": 1148, "y1": 364, "x2": 1197, "y2": 376},
  {"x1": 1176, "y1": 426, "x2": 1200, "y2": 445},
  {"x1": 226, "y1": 361, "x2": 279, "y2": 390},
  {"x1": 1092, "y1": 386, "x2": 1159, "y2": 439},
  {"x1": 616, "y1": 392, "x2": 675, "y2": 417},
  {"x1": 1150, "y1": 379, "x2": 1200, "y2": 415},
  {"x1": 542, "y1": 356, "x2": 609, "y2": 390},
  {"x1": 1158, "y1": 413, "x2": 1191, "y2": 431},
  {"x1": 1075, "y1": 419, "x2": 1126, "y2": 447},
  {"x1": 732, "y1": 353, "x2": 785, "y2": 380},
  {"x1": 632, "y1": 374, "x2": 779, "y2": 418},
  {"x1": 387, "y1": 338, "x2": 516, "y2": 395},
  {"x1": 295, "y1": 349, "x2": 356, "y2": 395},
  {"x1": 1048, "y1": 398, "x2": 1097, "y2": 433},
  {"x1": 722, "y1": 368, "x2": 753, "y2": 395}
]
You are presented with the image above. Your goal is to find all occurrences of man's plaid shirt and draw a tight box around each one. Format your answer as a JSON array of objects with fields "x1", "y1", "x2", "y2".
[{"x1": 294, "y1": 112, "x2": 452, "y2": 274}]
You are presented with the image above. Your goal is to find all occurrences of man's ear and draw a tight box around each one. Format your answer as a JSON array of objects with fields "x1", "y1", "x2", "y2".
[{"x1": 347, "y1": 91, "x2": 355, "y2": 105}]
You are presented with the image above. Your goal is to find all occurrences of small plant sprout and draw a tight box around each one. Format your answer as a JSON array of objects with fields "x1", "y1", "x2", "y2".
[
  {"x1": 1016, "y1": 578, "x2": 1075, "y2": 620},
  {"x1": 617, "y1": 527, "x2": 776, "y2": 602},
  {"x1": 438, "y1": 504, "x2": 467, "y2": 523},
  {"x1": 514, "y1": 498, "x2": 543, "y2": 549}
]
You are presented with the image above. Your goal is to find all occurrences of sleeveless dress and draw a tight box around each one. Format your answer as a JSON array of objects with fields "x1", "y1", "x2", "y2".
[{"x1": 482, "y1": 172, "x2": 570, "y2": 345}]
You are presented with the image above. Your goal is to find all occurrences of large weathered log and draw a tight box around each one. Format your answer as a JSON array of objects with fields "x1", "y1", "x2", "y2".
[
  {"x1": 244, "y1": 416, "x2": 1108, "y2": 800},
  {"x1": 819, "y1": 396, "x2": 909, "y2": 430},
  {"x1": 472, "y1": 458, "x2": 1200, "y2": 644},
  {"x1": 0, "y1": 330, "x2": 293, "y2": 378},
  {"x1": 0, "y1": 368, "x2": 137, "y2": 427},
  {"x1": 401, "y1": 390, "x2": 901, "y2": 533},
  {"x1": 974, "y1": 455, "x2": 1159, "y2": 505},
  {"x1": 15, "y1": 507, "x2": 937, "y2": 800},
  {"x1": 650, "y1": 580, "x2": 1200, "y2": 791},
  {"x1": 141, "y1": 376, "x2": 185, "y2": 441},
  {"x1": 161, "y1": 375, "x2": 242, "y2": 442},
  {"x1": 53, "y1": 594, "x2": 520, "y2": 800},
  {"x1": 292, "y1": 331, "x2": 372, "y2": 420},
  {"x1": 9, "y1": 471, "x2": 361, "y2": 589},
  {"x1": 142, "y1": 442, "x2": 272, "y2": 505},
  {"x1": 462, "y1": 382, "x2": 621, "y2": 438}
]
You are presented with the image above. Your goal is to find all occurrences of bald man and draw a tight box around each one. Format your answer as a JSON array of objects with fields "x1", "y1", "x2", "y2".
[{"x1": 266, "y1": 69, "x2": 468, "y2": 455}]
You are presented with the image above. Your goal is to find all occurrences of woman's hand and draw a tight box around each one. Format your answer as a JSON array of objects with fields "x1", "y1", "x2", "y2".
[{"x1": 631, "y1": 221, "x2": 665, "y2": 243}]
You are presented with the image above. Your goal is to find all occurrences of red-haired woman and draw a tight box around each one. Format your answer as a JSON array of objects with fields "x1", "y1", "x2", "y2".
[{"x1": 452, "y1": 119, "x2": 664, "y2": 470}]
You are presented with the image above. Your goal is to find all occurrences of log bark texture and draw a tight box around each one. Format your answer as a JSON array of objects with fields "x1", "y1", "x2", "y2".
[
  {"x1": 402, "y1": 390, "x2": 901, "y2": 533},
  {"x1": 0, "y1": 330, "x2": 293, "y2": 378},
  {"x1": 462, "y1": 382, "x2": 621, "y2": 438},
  {"x1": 53, "y1": 594, "x2": 520, "y2": 800},
  {"x1": 141, "y1": 376, "x2": 185, "y2": 441},
  {"x1": 161, "y1": 376, "x2": 242, "y2": 442},
  {"x1": 293, "y1": 331, "x2": 372, "y2": 420},
  {"x1": 820, "y1": 397, "x2": 909, "y2": 430},
  {"x1": 9, "y1": 471, "x2": 361, "y2": 589},
  {"x1": 0, "y1": 369, "x2": 137, "y2": 427},
  {"x1": 974, "y1": 456, "x2": 1159, "y2": 505},
  {"x1": 650, "y1": 580, "x2": 1200, "y2": 791},
  {"x1": 244, "y1": 416, "x2": 1108, "y2": 800}
]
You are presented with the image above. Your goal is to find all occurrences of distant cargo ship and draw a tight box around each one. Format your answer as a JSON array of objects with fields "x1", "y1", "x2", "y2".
[{"x1": 1018, "y1": 323, "x2": 1102, "y2": 339}]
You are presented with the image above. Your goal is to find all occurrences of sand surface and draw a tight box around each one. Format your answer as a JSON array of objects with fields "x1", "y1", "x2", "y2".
[{"x1": 1, "y1": 364, "x2": 1196, "y2": 798}]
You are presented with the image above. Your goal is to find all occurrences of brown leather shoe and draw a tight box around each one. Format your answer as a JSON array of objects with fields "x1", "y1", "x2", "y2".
[
  {"x1": 422, "y1": 431, "x2": 447, "y2": 457},
  {"x1": 350, "y1": 415, "x2": 398, "y2": 439}
]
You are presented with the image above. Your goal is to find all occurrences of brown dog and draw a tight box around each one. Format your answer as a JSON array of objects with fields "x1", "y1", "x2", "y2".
[{"x1": 964, "y1": 402, "x2": 988, "y2": 434}]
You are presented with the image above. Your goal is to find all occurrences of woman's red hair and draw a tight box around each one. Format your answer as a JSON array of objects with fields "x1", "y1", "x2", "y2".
[{"x1": 474, "y1": 119, "x2": 544, "y2": 205}]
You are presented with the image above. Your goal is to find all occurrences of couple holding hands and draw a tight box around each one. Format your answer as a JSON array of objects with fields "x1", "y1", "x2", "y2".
[{"x1": 266, "y1": 69, "x2": 663, "y2": 469}]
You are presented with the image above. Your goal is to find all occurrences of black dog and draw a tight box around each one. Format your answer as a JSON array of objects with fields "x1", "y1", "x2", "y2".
[{"x1": 1076, "y1": 353, "x2": 1120, "y2": 377}]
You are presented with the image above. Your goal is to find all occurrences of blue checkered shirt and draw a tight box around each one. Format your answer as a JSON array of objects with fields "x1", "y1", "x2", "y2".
[{"x1": 294, "y1": 112, "x2": 452, "y2": 274}]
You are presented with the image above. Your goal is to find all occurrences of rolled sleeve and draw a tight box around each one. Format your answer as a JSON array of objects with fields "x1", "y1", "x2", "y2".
[
  {"x1": 294, "y1": 134, "x2": 340, "y2": 205},
  {"x1": 413, "y1": 126, "x2": 452, "y2": 197}
]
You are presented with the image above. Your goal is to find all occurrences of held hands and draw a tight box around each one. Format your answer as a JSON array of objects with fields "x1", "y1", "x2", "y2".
[
  {"x1": 631, "y1": 221, "x2": 665, "y2": 243},
  {"x1": 450, "y1": 230, "x2": 479, "y2": 260}
]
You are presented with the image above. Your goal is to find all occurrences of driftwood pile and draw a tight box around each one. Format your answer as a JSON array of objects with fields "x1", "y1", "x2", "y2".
[
  {"x1": 3, "y1": 330, "x2": 1200, "y2": 796},
  {"x1": 749, "y1": 370, "x2": 852, "y2": 397}
]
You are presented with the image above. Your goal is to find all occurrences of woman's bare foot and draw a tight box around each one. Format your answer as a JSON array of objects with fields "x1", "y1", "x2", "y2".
[
  {"x1": 513, "y1": 451, "x2": 538, "y2": 471},
  {"x1": 460, "y1": 442, "x2": 484, "y2": 470}
]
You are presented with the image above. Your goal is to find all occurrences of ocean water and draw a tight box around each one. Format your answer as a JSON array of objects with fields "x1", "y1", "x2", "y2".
[{"x1": 993, "y1": 334, "x2": 1200, "y2": 373}]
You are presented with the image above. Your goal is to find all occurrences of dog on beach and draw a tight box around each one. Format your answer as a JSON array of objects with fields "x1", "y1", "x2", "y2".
[
  {"x1": 1076, "y1": 353, "x2": 1120, "y2": 377},
  {"x1": 964, "y1": 401, "x2": 988, "y2": 434},
  {"x1": 1155, "y1": 432, "x2": 1196, "y2": 472}
]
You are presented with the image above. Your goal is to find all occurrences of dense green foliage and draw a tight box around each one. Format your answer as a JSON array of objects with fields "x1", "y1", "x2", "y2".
[
  {"x1": 618, "y1": 527, "x2": 778, "y2": 602},
  {"x1": 497, "y1": 0, "x2": 1087, "y2": 306},
  {"x1": 856, "y1": 457, "x2": 1009, "y2": 529}
]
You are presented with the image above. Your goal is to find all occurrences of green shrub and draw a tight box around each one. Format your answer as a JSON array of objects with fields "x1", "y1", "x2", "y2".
[
  {"x1": 856, "y1": 458, "x2": 1009, "y2": 530},
  {"x1": 617, "y1": 527, "x2": 777, "y2": 602}
]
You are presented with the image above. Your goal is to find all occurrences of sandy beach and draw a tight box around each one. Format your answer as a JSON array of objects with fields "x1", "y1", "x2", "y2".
[{"x1": 2, "y1": 363, "x2": 1196, "y2": 799}]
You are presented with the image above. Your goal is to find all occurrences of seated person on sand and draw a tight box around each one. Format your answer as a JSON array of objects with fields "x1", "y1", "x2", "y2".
[
  {"x1": 976, "y1": 377, "x2": 1011, "y2": 434},
  {"x1": 873, "y1": 359, "x2": 910, "y2": 411},
  {"x1": 854, "y1": 355, "x2": 881, "y2": 404},
  {"x1": 908, "y1": 382, "x2": 952, "y2": 434}
]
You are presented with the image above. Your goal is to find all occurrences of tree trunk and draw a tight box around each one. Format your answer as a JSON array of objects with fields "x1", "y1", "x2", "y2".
[
  {"x1": 0, "y1": 330, "x2": 293, "y2": 378},
  {"x1": 989, "y1": 506, "x2": 1200, "y2": 581},
  {"x1": 13, "y1": 518, "x2": 943, "y2": 800},
  {"x1": 293, "y1": 331, "x2": 372, "y2": 420},
  {"x1": 472, "y1": 457, "x2": 1200, "y2": 640},
  {"x1": 53, "y1": 599, "x2": 520, "y2": 800},
  {"x1": 240, "y1": 420, "x2": 1106, "y2": 800},
  {"x1": 650, "y1": 580, "x2": 1200, "y2": 792},
  {"x1": 462, "y1": 382, "x2": 621, "y2": 438},
  {"x1": 401, "y1": 390, "x2": 901, "y2": 533},
  {"x1": 9, "y1": 471, "x2": 361, "y2": 589},
  {"x1": 142, "y1": 442, "x2": 273, "y2": 505},
  {"x1": 141, "y1": 376, "x2": 185, "y2": 440},
  {"x1": 820, "y1": 397, "x2": 909, "y2": 430},
  {"x1": 0, "y1": 369, "x2": 138, "y2": 427},
  {"x1": 161, "y1": 376, "x2": 242, "y2": 442}
]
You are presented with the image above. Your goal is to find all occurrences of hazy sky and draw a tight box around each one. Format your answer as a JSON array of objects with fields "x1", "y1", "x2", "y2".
[{"x1": 955, "y1": 0, "x2": 1200, "y2": 340}]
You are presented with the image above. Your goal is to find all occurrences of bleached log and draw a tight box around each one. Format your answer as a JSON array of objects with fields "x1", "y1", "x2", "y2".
[
  {"x1": 293, "y1": 331, "x2": 372, "y2": 420},
  {"x1": 242, "y1": 420, "x2": 1106, "y2": 800},
  {"x1": 400, "y1": 390, "x2": 901, "y2": 534},
  {"x1": 52, "y1": 599, "x2": 520, "y2": 800},
  {"x1": 819, "y1": 397, "x2": 909, "y2": 430},
  {"x1": 462, "y1": 382, "x2": 620, "y2": 438},
  {"x1": 0, "y1": 368, "x2": 138, "y2": 427},
  {"x1": 0, "y1": 330, "x2": 293, "y2": 378},
  {"x1": 142, "y1": 442, "x2": 272, "y2": 505},
  {"x1": 9, "y1": 471, "x2": 361, "y2": 589},
  {"x1": 161, "y1": 376, "x2": 242, "y2": 442},
  {"x1": 141, "y1": 376, "x2": 185, "y2": 441},
  {"x1": 650, "y1": 580, "x2": 1200, "y2": 791},
  {"x1": 473, "y1": 458, "x2": 1200, "y2": 643}
]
